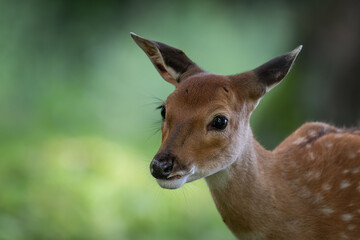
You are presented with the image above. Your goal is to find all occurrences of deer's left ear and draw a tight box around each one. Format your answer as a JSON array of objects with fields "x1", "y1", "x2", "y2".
[
  {"x1": 131, "y1": 33, "x2": 203, "y2": 86},
  {"x1": 254, "y1": 45, "x2": 302, "y2": 92}
]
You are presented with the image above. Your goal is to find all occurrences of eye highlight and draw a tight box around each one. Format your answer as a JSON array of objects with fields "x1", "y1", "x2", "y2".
[{"x1": 211, "y1": 115, "x2": 228, "y2": 130}]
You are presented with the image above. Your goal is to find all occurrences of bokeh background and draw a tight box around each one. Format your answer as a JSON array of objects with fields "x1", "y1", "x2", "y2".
[{"x1": 1, "y1": 0, "x2": 359, "y2": 239}]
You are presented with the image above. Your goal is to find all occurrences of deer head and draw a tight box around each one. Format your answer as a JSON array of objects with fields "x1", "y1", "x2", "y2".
[{"x1": 131, "y1": 33, "x2": 301, "y2": 189}]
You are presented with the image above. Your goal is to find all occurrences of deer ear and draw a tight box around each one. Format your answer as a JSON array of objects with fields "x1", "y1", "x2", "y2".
[
  {"x1": 253, "y1": 45, "x2": 302, "y2": 92},
  {"x1": 131, "y1": 33, "x2": 203, "y2": 86}
]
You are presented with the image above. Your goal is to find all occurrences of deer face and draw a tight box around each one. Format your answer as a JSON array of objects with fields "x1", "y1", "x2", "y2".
[
  {"x1": 131, "y1": 33, "x2": 301, "y2": 189},
  {"x1": 152, "y1": 74, "x2": 254, "y2": 189}
]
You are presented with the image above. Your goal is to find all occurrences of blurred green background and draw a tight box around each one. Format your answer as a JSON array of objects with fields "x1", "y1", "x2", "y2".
[{"x1": 1, "y1": 0, "x2": 359, "y2": 239}]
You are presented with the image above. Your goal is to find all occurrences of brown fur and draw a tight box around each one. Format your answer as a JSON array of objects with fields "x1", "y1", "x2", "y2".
[
  {"x1": 131, "y1": 33, "x2": 360, "y2": 239},
  {"x1": 163, "y1": 75, "x2": 360, "y2": 239}
]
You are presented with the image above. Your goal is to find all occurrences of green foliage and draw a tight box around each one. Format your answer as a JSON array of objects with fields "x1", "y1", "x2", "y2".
[
  {"x1": 0, "y1": 0, "x2": 301, "y2": 239},
  {"x1": 0, "y1": 137, "x2": 233, "y2": 240}
]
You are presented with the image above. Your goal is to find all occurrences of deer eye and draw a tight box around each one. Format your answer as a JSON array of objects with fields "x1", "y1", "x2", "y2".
[
  {"x1": 211, "y1": 115, "x2": 228, "y2": 130},
  {"x1": 160, "y1": 105, "x2": 166, "y2": 120}
]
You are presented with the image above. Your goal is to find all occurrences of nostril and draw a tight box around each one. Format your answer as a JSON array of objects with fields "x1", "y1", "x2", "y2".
[
  {"x1": 161, "y1": 161, "x2": 173, "y2": 175},
  {"x1": 150, "y1": 159, "x2": 173, "y2": 179}
]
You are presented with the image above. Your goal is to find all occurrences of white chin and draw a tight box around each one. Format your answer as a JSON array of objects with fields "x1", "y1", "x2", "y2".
[{"x1": 156, "y1": 176, "x2": 188, "y2": 189}]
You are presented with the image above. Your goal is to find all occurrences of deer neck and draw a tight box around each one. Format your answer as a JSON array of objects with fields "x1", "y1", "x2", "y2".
[{"x1": 205, "y1": 130, "x2": 275, "y2": 237}]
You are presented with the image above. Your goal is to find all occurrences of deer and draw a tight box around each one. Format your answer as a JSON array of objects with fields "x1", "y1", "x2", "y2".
[{"x1": 131, "y1": 32, "x2": 360, "y2": 240}]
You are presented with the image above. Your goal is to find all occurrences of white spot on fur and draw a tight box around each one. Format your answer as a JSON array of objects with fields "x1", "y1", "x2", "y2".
[
  {"x1": 293, "y1": 137, "x2": 307, "y2": 145},
  {"x1": 305, "y1": 143, "x2": 312, "y2": 149},
  {"x1": 309, "y1": 152, "x2": 315, "y2": 160},
  {"x1": 340, "y1": 232, "x2": 348, "y2": 239},
  {"x1": 326, "y1": 142, "x2": 334, "y2": 148},
  {"x1": 340, "y1": 180, "x2": 351, "y2": 189},
  {"x1": 343, "y1": 169, "x2": 350, "y2": 174},
  {"x1": 352, "y1": 167, "x2": 360, "y2": 174},
  {"x1": 308, "y1": 130, "x2": 317, "y2": 137},
  {"x1": 348, "y1": 224, "x2": 356, "y2": 230},
  {"x1": 334, "y1": 134, "x2": 343, "y2": 138},
  {"x1": 314, "y1": 193, "x2": 323, "y2": 203},
  {"x1": 306, "y1": 170, "x2": 320, "y2": 179},
  {"x1": 341, "y1": 213, "x2": 353, "y2": 221},
  {"x1": 349, "y1": 152, "x2": 356, "y2": 159},
  {"x1": 322, "y1": 183, "x2": 332, "y2": 191},
  {"x1": 322, "y1": 208, "x2": 334, "y2": 215}
]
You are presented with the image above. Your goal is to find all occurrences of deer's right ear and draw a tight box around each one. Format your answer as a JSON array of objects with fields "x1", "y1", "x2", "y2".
[{"x1": 131, "y1": 33, "x2": 203, "y2": 86}]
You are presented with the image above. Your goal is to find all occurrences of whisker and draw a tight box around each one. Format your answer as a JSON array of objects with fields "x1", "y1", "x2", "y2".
[
  {"x1": 144, "y1": 120, "x2": 162, "y2": 142},
  {"x1": 141, "y1": 96, "x2": 164, "y2": 108}
]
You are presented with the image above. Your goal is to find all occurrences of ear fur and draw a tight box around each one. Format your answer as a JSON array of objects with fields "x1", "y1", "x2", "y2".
[
  {"x1": 131, "y1": 33, "x2": 203, "y2": 86},
  {"x1": 254, "y1": 45, "x2": 302, "y2": 92},
  {"x1": 229, "y1": 46, "x2": 302, "y2": 102}
]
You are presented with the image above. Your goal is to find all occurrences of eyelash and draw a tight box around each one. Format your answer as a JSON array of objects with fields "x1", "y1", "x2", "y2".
[{"x1": 157, "y1": 105, "x2": 166, "y2": 120}]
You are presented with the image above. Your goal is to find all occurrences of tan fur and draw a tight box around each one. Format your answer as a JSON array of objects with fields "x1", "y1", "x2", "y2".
[
  {"x1": 159, "y1": 74, "x2": 360, "y2": 239},
  {"x1": 207, "y1": 121, "x2": 360, "y2": 239}
]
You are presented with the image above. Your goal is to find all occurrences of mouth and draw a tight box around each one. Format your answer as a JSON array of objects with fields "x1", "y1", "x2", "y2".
[
  {"x1": 156, "y1": 168, "x2": 195, "y2": 189},
  {"x1": 167, "y1": 174, "x2": 182, "y2": 180}
]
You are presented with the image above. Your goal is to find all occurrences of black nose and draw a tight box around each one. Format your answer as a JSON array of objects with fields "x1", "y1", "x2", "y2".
[{"x1": 150, "y1": 153, "x2": 175, "y2": 179}]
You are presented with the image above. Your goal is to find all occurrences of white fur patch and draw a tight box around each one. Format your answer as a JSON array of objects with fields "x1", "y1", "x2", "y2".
[
  {"x1": 349, "y1": 152, "x2": 356, "y2": 159},
  {"x1": 340, "y1": 180, "x2": 351, "y2": 189},
  {"x1": 322, "y1": 183, "x2": 332, "y2": 191},
  {"x1": 156, "y1": 167, "x2": 196, "y2": 189},
  {"x1": 313, "y1": 193, "x2": 323, "y2": 203},
  {"x1": 347, "y1": 224, "x2": 356, "y2": 230},
  {"x1": 292, "y1": 137, "x2": 307, "y2": 145},
  {"x1": 340, "y1": 232, "x2": 348, "y2": 239},
  {"x1": 306, "y1": 170, "x2": 320, "y2": 180},
  {"x1": 156, "y1": 177, "x2": 188, "y2": 189},
  {"x1": 322, "y1": 208, "x2": 334, "y2": 215},
  {"x1": 308, "y1": 130, "x2": 317, "y2": 137},
  {"x1": 164, "y1": 65, "x2": 180, "y2": 81},
  {"x1": 341, "y1": 214, "x2": 353, "y2": 221},
  {"x1": 334, "y1": 134, "x2": 342, "y2": 139}
]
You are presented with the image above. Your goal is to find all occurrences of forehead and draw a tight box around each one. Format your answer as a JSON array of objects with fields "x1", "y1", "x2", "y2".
[{"x1": 166, "y1": 74, "x2": 235, "y2": 111}]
